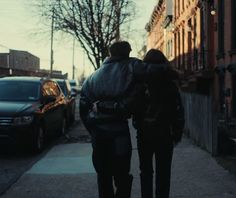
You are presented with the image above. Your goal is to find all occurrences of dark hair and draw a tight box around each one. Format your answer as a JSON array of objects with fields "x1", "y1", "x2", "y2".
[
  {"x1": 144, "y1": 49, "x2": 179, "y2": 81},
  {"x1": 109, "y1": 41, "x2": 132, "y2": 57},
  {"x1": 143, "y1": 49, "x2": 168, "y2": 64}
]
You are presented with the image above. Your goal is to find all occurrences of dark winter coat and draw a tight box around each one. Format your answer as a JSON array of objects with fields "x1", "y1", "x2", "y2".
[
  {"x1": 133, "y1": 77, "x2": 185, "y2": 143},
  {"x1": 79, "y1": 56, "x2": 170, "y2": 134}
]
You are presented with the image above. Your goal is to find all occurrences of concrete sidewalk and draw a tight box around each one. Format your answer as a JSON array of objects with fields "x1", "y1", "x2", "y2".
[{"x1": 1, "y1": 123, "x2": 236, "y2": 198}]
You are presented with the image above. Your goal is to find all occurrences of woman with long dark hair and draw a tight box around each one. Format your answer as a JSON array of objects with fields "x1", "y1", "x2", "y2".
[{"x1": 133, "y1": 49, "x2": 185, "y2": 198}]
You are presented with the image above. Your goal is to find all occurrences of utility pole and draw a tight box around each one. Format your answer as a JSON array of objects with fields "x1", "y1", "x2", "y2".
[
  {"x1": 72, "y1": 37, "x2": 75, "y2": 79},
  {"x1": 50, "y1": 7, "x2": 54, "y2": 77},
  {"x1": 114, "y1": 0, "x2": 120, "y2": 41}
]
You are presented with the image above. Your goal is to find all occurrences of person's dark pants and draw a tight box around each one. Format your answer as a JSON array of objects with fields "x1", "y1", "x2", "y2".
[
  {"x1": 137, "y1": 125, "x2": 173, "y2": 198},
  {"x1": 91, "y1": 130, "x2": 132, "y2": 198}
]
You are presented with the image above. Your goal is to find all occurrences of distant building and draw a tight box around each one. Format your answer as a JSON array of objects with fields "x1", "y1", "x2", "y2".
[
  {"x1": 137, "y1": 45, "x2": 147, "y2": 59},
  {"x1": 146, "y1": 0, "x2": 165, "y2": 51},
  {"x1": 146, "y1": 0, "x2": 175, "y2": 62},
  {"x1": 0, "y1": 49, "x2": 67, "y2": 79},
  {"x1": 0, "y1": 49, "x2": 39, "y2": 71},
  {"x1": 39, "y1": 69, "x2": 68, "y2": 79}
]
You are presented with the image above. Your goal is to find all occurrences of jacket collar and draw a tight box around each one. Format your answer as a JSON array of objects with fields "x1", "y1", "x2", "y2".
[{"x1": 103, "y1": 56, "x2": 128, "y2": 64}]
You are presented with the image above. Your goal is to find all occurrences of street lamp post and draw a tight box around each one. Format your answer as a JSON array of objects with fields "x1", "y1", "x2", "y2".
[
  {"x1": 113, "y1": 0, "x2": 120, "y2": 41},
  {"x1": 50, "y1": 8, "x2": 54, "y2": 77},
  {"x1": 72, "y1": 38, "x2": 75, "y2": 80}
]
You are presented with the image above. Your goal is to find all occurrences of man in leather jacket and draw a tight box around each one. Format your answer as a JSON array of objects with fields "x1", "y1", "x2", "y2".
[{"x1": 79, "y1": 41, "x2": 174, "y2": 198}]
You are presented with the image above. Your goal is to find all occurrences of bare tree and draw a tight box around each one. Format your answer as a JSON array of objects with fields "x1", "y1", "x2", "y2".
[{"x1": 37, "y1": 0, "x2": 135, "y2": 70}]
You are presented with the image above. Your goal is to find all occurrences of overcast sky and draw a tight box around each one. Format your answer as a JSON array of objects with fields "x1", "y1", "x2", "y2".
[{"x1": 0, "y1": 0, "x2": 157, "y2": 78}]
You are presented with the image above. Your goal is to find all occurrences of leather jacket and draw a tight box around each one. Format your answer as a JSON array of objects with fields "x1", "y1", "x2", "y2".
[{"x1": 79, "y1": 56, "x2": 170, "y2": 133}]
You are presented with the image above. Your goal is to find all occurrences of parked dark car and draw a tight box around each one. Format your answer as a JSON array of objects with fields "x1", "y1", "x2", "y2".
[
  {"x1": 54, "y1": 78, "x2": 76, "y2": 125},
  {"x1": 69, "y1": 79, "x2": 80, "y2": 95},
  {"x1": 0, "y1": 76, "x2": 67, "y2": 152}
]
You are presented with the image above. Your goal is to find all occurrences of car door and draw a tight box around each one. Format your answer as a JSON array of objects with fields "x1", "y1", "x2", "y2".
[
  {"x1": 51, "y1": 82, "x2": 66, "y2": 130},
  {"x1": 65, "y1": 80, "x2": 76, "y2": 122},
  {"x1": 41, "y1": 81, "x2": 64, "y2": 135}
]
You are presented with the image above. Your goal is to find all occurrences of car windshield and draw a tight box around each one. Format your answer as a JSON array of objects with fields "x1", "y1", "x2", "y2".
[{"x1": 0, "y1": 81, "x2": 40, "y2": 101}]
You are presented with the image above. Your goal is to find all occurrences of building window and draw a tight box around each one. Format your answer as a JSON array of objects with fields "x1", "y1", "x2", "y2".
[
  {"x1": 200, "y1": 7, "x2": 205, "y2": 69},
  {"x1": 231, "y1": 0, "x2": 236, "y2": 50},
  {"x1": 174, "y1": 33, "x2": 178, "y2": 68},
  {"x1": 193, "y1": 16, "x2": 198, "y2": 70},
  {"x1": 219, "y1": 74, "x2": 225, "y2": 114},
  {"x1": 178, "y1": 31, "x2": 181, "y2": 69},
  {"x1": 175, "y1": 0, "x2": 177, "y2": 18},
  {"x1": 217, "y1": 0, "x2": 224, "y2": 58},
  {"x1": 178, "y1": 0, "x2": 180, "y2": 16},
  {"x1": 187, "y1": 31, "x2": 192, "y2": 71},
  {"x1": 182, "y1": 28, "x2": 185, "y2": 68}
]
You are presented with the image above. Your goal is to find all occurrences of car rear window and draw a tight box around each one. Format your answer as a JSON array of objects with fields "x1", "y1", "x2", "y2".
[
  {"x1": 0, "y1": 81, "x2": 40, "y2": 101},
  {"x1": 70, "y1": 82, "x2": 76, "y2": 86}
]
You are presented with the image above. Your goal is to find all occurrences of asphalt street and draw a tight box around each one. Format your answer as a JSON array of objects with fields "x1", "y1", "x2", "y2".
[{"x1": 1, "y1": 120, "x2": 236, "y2": 198}]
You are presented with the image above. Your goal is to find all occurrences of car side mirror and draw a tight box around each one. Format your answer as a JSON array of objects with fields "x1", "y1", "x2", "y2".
[{"x1": 42, "y1": 95, "x2": 56, "y2": 104}]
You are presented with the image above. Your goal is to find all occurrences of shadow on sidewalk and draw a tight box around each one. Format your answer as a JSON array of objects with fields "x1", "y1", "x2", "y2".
[{"x1": 56, "y1": 121, "x2": 91, "y2": 145}]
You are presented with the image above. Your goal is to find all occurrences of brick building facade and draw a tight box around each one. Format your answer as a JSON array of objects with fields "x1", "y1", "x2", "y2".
[
  {"x1": 145, "y1": 0, "x2": 235, "y2": 154},
  {"x1": 213, "y1": 0, "x2": 236, "y2": 119},
  {"x1": 146, "y1": 0, "x2": 174, "y2": 61},
  {"x1": 146, "y1": 0, "x2": 165, "y2": 52}
]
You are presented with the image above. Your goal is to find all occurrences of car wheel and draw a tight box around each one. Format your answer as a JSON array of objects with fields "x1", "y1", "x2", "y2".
[{"x1": 32, "y1": 126, "x2": 45, "y2": 153}]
